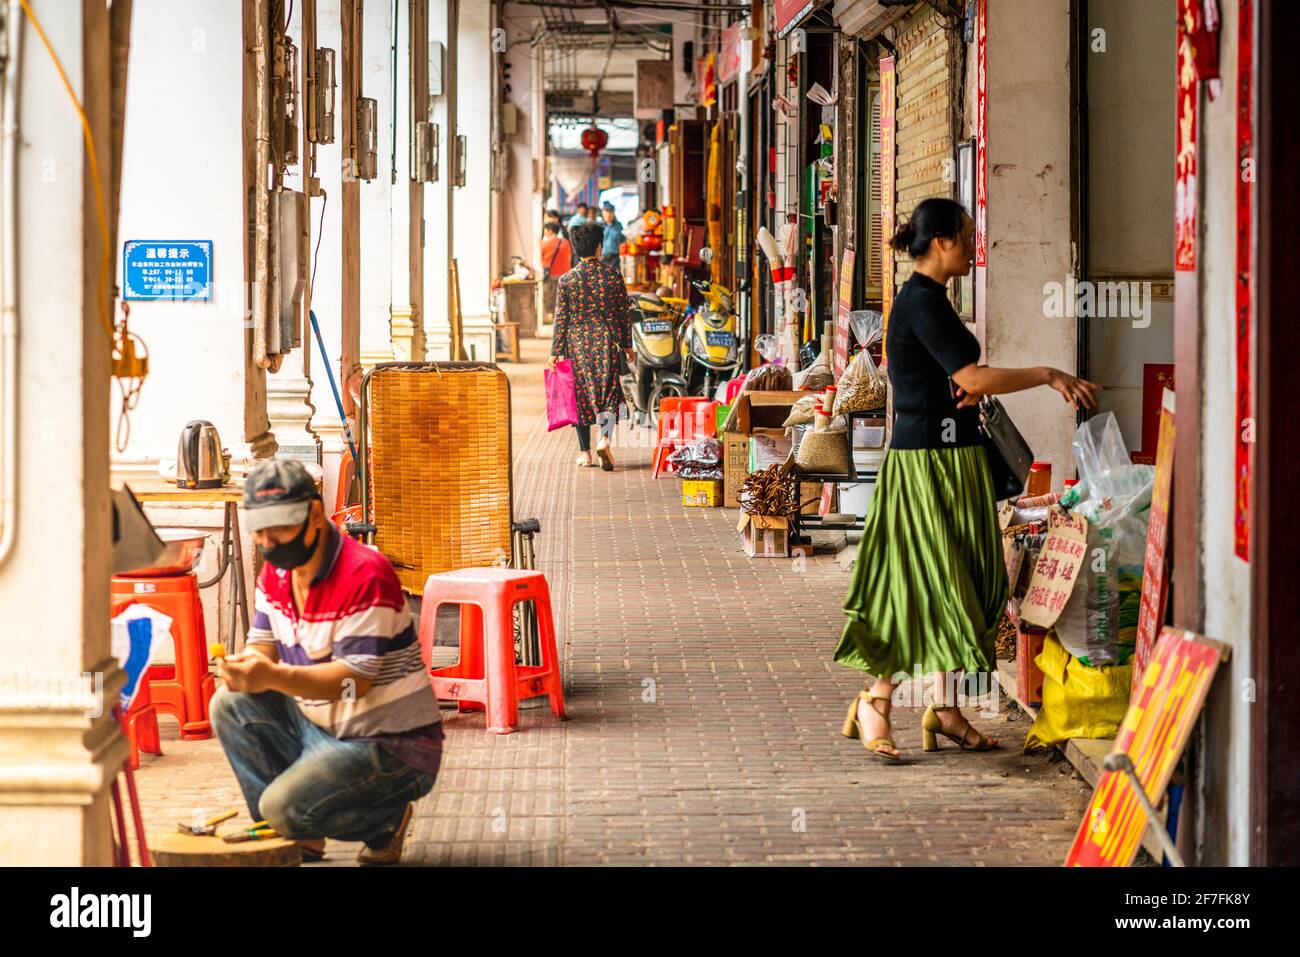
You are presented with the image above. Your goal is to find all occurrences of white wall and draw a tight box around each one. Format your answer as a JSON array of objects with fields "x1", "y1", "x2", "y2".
[
  {"x1": 984, "y1": 0, "x2": 1077, "y2": 481},
  {"x1": 114, "y1": 1, "x2": 248, "y2": 463}
]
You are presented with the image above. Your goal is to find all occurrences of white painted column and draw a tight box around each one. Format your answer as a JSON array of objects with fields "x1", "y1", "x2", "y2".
[
  {"x1": 0, "y1": 0, "x2": 122, "y2": 866},
  {"x1": 983, "y1": 0, "x2": 1077, "y2": 475},
  {"x1": 453, "y1": 0, "x2": 495, "y2": 363},
  {"x1": 424, "y1": 0, "x2": 454, "y2": 359},
  {"x1": 360, "y1": 0, "x2": 395, "y2": 370}
]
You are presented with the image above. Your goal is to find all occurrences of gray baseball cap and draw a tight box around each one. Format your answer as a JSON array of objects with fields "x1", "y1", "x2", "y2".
[{"x1": 242, "y1": 459, "x2": 318, "y2": 532}]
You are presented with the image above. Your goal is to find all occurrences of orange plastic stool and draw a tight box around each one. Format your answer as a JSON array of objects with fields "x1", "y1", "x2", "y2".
[
  {"x1": 111, "y1": 573, "x2": 215, "y2": 740},
  {"x1": 123, "y1": 680, "x2": 163, "y2": 769},
  {"x1": 417, "y1": 568, "x2": 566, "y2": 734},
  {"x1": 652, "y1": 397, "x2": 718, "y2": 478}
]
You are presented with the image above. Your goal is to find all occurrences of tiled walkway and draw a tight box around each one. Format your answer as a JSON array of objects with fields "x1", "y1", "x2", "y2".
[{"x1": 130, "y1": 339, "x2": 1089, "y2": 865}]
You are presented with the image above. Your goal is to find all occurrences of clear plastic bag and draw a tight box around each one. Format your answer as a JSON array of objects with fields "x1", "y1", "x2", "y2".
[
  {"x1": 848, "y1": 310, "x2": 883, "y2": 348},
  {"x1": 666, "y1": 436, "x2": 723, "y2": 469},
  {"x1": 1054, "y1": 413, "x2": 1153, "y2": 665},
  {"x1": 833, "y1": 347, "x2": 887, "y2": 415},
  {"x1": 793, "y1": 348, "x2": 834, "y2": 391},
  {"x1": 1060, "y1": 412, "x2": 1155, "y2": 527},
  {"x1": 754, "y1": 334, "x2": 780, "y2": 363}
]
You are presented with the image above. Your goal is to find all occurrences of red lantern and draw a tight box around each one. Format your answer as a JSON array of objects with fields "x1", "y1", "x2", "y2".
[{"x1": 580, "y1": 126, "x2": 608, "y2": 157}]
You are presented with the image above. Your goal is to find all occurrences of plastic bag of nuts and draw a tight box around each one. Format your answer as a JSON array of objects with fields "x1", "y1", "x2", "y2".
[{"x1": 833, "y1": 349, "x2": 887, "y2": 415}]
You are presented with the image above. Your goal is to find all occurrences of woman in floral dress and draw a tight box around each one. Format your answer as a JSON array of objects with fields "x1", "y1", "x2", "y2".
[{"x1": 548, "y1": 221, "x2": 635, "y2": 471}]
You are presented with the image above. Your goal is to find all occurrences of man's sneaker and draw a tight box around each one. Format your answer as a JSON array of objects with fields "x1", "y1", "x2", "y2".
[{"x1": 357, "y1": 803, "x2": 414, "y2": 866}]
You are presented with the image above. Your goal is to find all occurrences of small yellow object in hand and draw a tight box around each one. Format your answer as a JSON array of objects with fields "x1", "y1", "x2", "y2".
[{"x1": 209, "y1": 642, "x2": 227, "y2": 660}]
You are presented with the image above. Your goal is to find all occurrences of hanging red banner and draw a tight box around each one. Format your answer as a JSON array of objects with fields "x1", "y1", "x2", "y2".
[
  {"x1": 719, "y1": 23, "x2": 742, "y2": 85},
  {"x1": 1175, "y1": 2, "x2": 1199, "y2": 271},
  {"x1": 879, "y1": 55, "x2": 896, "y2": 367},
  {"x1": 1234, "y1": 0, "x2": 1253, "y2": 560},
  {"x1": 975, "y1": 0, "x2": 988, "y2": 268},
  {"x1": 774, "y1": 0, "x2": 817, "y2": 39}
]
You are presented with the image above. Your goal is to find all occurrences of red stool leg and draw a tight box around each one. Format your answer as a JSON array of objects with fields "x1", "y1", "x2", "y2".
[
  {"x1": 482, "y1": 592, "x2": 519, "y2": 734},
  {"x1": 532, "y1": 581, "x2": 567, "y2": 720},
  {"x1": 457, "y1": 603, "x2": 486, "y2": 713},
  {"x1": 171, "y1": 578, "x2": 211, "y2": 740}
]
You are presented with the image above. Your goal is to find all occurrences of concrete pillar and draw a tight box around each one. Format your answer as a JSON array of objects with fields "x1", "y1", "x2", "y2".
[
  {"x1": 452, "y1": 0, "x2": 494, "y2": 364},
  {"x1": 983, "y1": 0, "x2": 1077, "y2": 475},
  {"x1": 360, "y1": 0, "x2": 395, "y2": 370},
  {"x1": 0, "y1": 0, "x2": 124, "y2": 866},
  {"x1": 424, "y1": 0, "x2": 455, "y2": 359}
]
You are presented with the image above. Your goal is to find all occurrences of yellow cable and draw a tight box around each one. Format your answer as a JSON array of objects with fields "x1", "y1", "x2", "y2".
[{"x1": 19, "y1": 0, "x2": 115, "y2": 345}]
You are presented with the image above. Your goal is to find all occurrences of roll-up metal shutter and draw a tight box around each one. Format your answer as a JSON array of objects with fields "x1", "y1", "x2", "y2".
[{"x1": 894, "y1": 4, "x2": 955, "y2": 286}]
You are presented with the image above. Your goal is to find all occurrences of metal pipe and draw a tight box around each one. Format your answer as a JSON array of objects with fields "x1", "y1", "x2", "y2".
[
  {"x1": 252, "y1": 0, "x2": 273, "y2": 368},
  {"x1": 0, "y1": 1, "x2": 23, "y2": 569}
]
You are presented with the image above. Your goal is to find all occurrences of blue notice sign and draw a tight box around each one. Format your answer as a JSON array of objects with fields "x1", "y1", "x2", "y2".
[{"x1": 123, "y1": 240, "x2": 212, "y2": 301}]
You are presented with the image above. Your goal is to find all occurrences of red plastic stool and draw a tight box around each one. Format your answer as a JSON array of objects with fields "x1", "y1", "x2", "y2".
[
  {"x1": 123, "y1": 680, "x2": 163, "y2": 770},
  {"x1": 652, "y1": 397, "x2": 718, "y2": 478},
  {"x1": 417, "y1": 568, "x2": 566, "y2": 734},
  {"x1": 111, "y1": 573, "x2": 214, "y2": 740}
]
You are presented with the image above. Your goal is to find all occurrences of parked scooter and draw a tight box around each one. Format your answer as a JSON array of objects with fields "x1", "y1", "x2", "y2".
[
  {"x1": 620, "y1": 291, "x2": 690, "y2": 425},
  {"x1": 680, "y1": 280, "x2": 743, "y2": 400}
]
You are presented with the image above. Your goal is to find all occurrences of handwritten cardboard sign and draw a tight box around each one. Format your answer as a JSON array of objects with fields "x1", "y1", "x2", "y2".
[{"x1": 1019, "y1": 507, "x2": 1088, "y2": 628}]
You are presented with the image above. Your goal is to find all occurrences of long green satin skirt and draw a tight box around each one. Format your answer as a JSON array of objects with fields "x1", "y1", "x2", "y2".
[{"x1": 834, "y1": 445, "x2": 1009, "y2": 679}]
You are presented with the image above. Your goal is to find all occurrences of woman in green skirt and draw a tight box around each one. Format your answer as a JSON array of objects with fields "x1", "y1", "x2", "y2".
[{"x1": 836, "y1": 198, "x2": 1100, "y2": 760}]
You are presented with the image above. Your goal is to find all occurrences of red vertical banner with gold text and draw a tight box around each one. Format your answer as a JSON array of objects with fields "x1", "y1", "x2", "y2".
[
  {"x1": 1175, "y1": 0, "x2": 1200, "y2": 273},
  {"x1": 974, "y1": 0, "x2": 988, "y2": 353},
  {"x1": 879, "y1": 56, "x2": 896, "y2": 367},
  {"x1": 1234, "y1": 0, "x2": 1253, "y2": 560}
]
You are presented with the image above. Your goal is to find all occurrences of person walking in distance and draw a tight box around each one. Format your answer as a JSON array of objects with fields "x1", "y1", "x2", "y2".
[{"x1": 548, "y1": 221, "x2": 634, "y2": 471}]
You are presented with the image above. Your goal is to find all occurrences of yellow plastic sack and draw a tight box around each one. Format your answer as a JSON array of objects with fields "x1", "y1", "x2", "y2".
[{"x1": 1024, "y1": 633, "x2": 1132, "y2": 750}]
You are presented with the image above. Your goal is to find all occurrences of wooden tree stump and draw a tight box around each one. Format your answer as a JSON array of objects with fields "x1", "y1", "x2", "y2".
[{"x1": 149, "y1": 833, "x2": 302, "y2": 867}]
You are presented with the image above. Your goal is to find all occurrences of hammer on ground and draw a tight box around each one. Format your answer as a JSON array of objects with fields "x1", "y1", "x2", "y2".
[{"x1": 177, "y1": 809, "x2": 239, "y2": 837}]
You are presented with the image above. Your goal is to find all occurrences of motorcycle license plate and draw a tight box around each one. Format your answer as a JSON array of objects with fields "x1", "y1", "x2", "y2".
[
  {"x1": 705, "y1": 330, "x2": 734, "y2": 348},
  {"x1": 642, "y1": 319, "x2": 672, "y2": 334}
]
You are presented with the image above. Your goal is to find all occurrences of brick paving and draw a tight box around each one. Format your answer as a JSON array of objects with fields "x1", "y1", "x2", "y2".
[{"x1": 129, "y1": 338, "x2": 1089, "y2": 866}]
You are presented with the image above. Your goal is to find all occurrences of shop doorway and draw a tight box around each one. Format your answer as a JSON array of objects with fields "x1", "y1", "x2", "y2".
[{"x1": 1078, "y1": 0, "x2": 1177, "y2": 464}]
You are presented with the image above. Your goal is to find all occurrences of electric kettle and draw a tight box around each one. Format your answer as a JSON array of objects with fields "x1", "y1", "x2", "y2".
[{"x1": 176, "y1": 420, "x2": 230, "y2": 489}]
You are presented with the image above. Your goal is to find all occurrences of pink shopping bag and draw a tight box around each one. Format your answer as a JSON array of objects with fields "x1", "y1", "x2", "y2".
[{"x1": 544, "y1": 359, "x2": 579, "y2": 431}]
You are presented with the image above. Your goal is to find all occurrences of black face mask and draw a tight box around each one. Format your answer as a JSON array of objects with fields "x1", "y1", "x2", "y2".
[{"x1": 260, "y1": 517, "x2": 321, "y2": 570}]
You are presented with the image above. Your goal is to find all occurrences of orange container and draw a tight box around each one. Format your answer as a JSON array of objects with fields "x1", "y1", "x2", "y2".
[{"x1": 1027, "y1": 461, "x2": 1052, "y2": 497}]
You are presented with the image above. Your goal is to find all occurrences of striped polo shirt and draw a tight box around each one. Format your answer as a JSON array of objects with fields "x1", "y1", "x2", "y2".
[{"x1": 247, "y1": 522, "x2": 442, "y2": 770}]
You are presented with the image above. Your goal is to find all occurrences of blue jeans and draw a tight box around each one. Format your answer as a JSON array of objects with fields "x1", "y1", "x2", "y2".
[{"x1": 209, "y1": 688, "x2": 437, "y2": 846}]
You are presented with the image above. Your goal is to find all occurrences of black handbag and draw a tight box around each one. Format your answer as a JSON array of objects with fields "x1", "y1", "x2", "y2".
[{"x1": 978, "y1": 396, "x2": 1034, "y2": 501}]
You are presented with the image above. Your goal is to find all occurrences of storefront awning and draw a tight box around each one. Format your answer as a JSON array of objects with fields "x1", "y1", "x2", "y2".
[
  {"x1": 774, "y1": 0, "x2": 822, "y2": 38},
  {"x1": 832, "y1": 0, "x2": 915, "y2": 39}
]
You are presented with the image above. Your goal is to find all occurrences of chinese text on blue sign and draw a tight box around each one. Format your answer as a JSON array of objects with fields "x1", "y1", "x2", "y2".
[{"x1": 123, "y1": 240, "x2": 213, "y2": 301}]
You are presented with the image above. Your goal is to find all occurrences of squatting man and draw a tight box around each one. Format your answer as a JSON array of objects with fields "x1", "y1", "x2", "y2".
[{"x1": 210, "y1": 459, "x2": 443, "y2": 864}]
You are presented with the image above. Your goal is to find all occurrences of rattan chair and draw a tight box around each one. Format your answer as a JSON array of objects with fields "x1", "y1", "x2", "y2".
[{"x1": 347, "y1": 361, "x2": 540, "y2": 580}]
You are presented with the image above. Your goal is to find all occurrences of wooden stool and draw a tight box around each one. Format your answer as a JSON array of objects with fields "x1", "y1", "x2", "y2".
[
  {"x1": 150, "y1": 833, "x2": 302, "y2": 867},
  {"x1": 494, "y1": 321, "x2": 520, "y2": 362}
]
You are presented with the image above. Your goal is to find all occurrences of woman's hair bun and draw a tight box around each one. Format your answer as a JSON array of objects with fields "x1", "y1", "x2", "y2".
[{"x1": 889, "y1": 220, "x2": 917, "y2": 253}]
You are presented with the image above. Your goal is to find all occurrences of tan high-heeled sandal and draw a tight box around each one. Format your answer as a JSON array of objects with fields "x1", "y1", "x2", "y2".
[
  {"x1": 595, "y1": 434, "x2": 615, "y2": 471},
  {"x1": 842, "y1": 690, "x2": 901, "y2": 761},
  {"x1": 921, "y1": 704, "x2": 999, "y2": 751}
]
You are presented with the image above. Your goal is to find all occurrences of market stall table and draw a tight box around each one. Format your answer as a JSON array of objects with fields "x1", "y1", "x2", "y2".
[{"x1": 124, "y1": 478, "x2": 252, "y2": 654}]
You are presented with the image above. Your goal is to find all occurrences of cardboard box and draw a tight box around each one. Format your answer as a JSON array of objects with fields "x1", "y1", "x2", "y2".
[
  {"x1": 722, "y1": 391, "x2": 807, "y2": 508},
  {"x1": 748, "y1": 428, "x2": 792, "y2": 471},
  {"x1": 798, "y1": 481, "x2": 826, "y2": 515},
  {"x1": 736, "y1": 512, "x2": 790, "y2": 558},
  {"x1": 681, "y1": 479, "x2": 722, "y2": 507}
]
